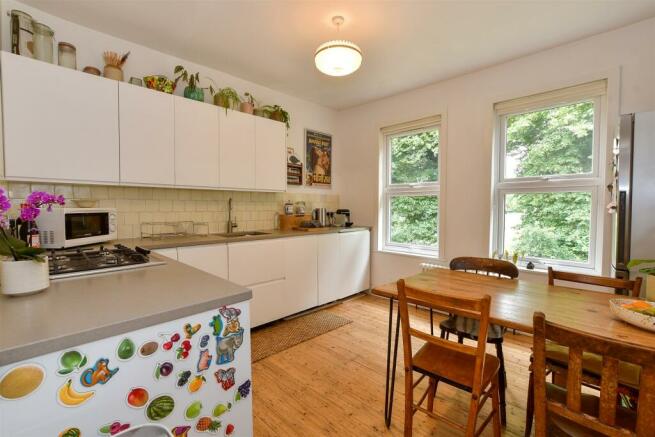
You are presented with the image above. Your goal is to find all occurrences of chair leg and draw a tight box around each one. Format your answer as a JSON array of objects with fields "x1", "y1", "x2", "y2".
[
  {"x1": 457, "y1": 334, "x2": 464, "y2": 344},
  {"x1": 404, "y1": 370, "x2": 414, "y2": 437},
  {"x1": 525, "y1": 370, "x2": 535, "y2": 437},
  {"x1": 440, "y1": 328, "x2": 446, "y2": 339},
  {"x1": 426, "y1": 377, "x2": 438, "y2": 412},
  {"x1": 491, "y1": 374, "x2": 502, "y2": 437},
  {"x1": 494, "y1": 342, "x2": 507, "y2": 426},
  {"x1": 464, "y1": 396, "x2": 480, "y2": 437}
]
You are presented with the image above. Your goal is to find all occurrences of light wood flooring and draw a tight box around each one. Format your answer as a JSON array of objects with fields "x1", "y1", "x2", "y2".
[{"x1": 252, "y1": 293, "x2": 534, "y2": 436}]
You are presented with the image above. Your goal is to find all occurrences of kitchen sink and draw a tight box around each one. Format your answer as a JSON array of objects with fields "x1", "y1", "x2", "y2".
[{"x1": 214, "y1": 231, "x2": 271, "y2": 238}]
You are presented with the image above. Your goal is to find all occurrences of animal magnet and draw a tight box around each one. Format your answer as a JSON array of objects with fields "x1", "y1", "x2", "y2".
[
  {"x1": 80, "y1": 358, "x2": 118, "y2": 387},
  {"x1": 197, "y1": 349, "x2": 212, "y2": 372},
  {"x1": 214, "y1": 368, "x2": 235, "y2": 391},
  {"x1": 219, "y1": 306, "x2": 241, "y2": 336},
  {"x1": 215, "y1": 328, "x2": 244, "y2": 365},
  {"x1": 209, "y1": 315, "x2": 223, "y2": 336},
  {"x1": 184, "y1": 323, "x2": 201, "y2": 339}
]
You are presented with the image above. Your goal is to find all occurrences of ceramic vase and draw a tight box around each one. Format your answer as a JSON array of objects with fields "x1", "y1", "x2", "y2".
[
  {"x1": 184, "y1": 86, "x2": 205, "y2": 102},
  {"x1": 240, "y1": 102, "x2": 254, "y2": 114},
  {"x1": 0, "y1": 258, "x2": 50, "y2": 296},
  {"x1": 103, "y1": 65, "x2": 123, "y2": 81}
]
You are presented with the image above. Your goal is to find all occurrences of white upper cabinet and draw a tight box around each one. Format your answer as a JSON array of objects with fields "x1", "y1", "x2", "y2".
[
  {"x1": 219, "y1": 109, "x2": 255, "y2": 189},
  {"x1": 119, "y1": 82, "x2": 175, "y2": 186},
  {"x1": 174, "y1": 96, "x2": 219, "y2": 188},
  {"x1": 1, "y1": 52, "x2": 119, "y2": 183},
  {"x1": 255, "y1": 117, "x2": 286, "y2": 191}
]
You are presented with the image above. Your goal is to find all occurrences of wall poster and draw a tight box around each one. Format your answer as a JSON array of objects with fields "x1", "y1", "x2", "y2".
[{"x1": 305, "y1": 129, "x2": 332, "y2": 187}]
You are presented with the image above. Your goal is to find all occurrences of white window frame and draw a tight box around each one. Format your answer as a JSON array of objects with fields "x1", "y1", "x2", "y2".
[
  {"x1": 492, "y1": 81, "x2": 607, "y2": 273},
  {"x1": 380, "y1": 116, "x2": 442, "y2": 258}
]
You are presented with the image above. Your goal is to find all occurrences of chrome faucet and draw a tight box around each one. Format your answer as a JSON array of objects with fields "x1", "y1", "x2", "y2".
[{"x1": 227, "y1": 197, "x2": 237, "y2": 233}]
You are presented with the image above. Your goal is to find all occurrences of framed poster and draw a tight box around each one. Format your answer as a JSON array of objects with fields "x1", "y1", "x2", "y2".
[{"x1": 305, "y1": 129, "x2": 332, "y2": 186}]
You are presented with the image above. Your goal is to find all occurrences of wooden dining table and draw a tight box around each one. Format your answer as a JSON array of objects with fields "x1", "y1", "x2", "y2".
[{"x1": 371, "y1": 267, "x2": 655, "y2": 427}]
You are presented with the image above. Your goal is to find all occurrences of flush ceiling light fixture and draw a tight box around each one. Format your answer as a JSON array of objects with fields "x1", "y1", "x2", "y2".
[{"x1": 314, "y1": 16, "x2": 362, "y2": 77}]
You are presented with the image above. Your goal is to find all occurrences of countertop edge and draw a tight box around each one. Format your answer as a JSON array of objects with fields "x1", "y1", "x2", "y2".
[{"x1": 0, "y1": 288, "x2": 252, "y2": 366}]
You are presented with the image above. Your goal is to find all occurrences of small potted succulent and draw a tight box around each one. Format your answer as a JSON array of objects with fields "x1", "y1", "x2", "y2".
[
  {"x1": 174, "y1": 65, "x2": 214, "y2": 102},
  {"x1": 261, "y1": 105, "x2": 290, "y2": 129},
  {"x1": 214, "y1": 87, "x2": 241, "y2": 112},
  {"x1": 240, "y1": 92, "x2": 256, "y2": 115},
  {"x1": 0, "y1": 189, "x2": 65, "y2": 296}
]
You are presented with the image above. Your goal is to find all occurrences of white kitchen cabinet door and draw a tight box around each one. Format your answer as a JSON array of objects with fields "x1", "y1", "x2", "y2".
[
  {"x1": 177, "y1": 244, "x2": 228, "y2": 278},
  {"x1": 284, "y1": 236, "x2": 318, "y2": 314},
  {"x1": 151, "y1": 247, "x2": 178, "y2": 260},
  {"x1": 228, "y1": 239, "x2": 285, "y2": 285},
  {"x1": 317, "y1": 233, "x2": 341, "y2": 305},
  {"x1": 119, "y1": 82, "x2": 175, "y2": 185},
  {"x1": 250, "y1": 279, "x2": 287, "y2": 327},
  {"x1": 1, "y1": 52, "x2": 119, "y2": 183},
  {"x1": 219, "y1": 109, "x2": 255, "y2": 189},
  {"x1": 339, "y1": 230, "x2": 371, "y2": 297},
  {"x1": 255, "y1": 117, "x2": 286, "y2": 191},
  {"x1": 174, "y1": 96, "x2": 220, "y2": 187}
]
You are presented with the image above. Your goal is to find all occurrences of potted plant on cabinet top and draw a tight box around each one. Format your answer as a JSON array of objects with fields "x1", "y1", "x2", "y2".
[
  {"x1": 261, "y1": 105, "x2": 290, "y2": 129},
  {"x1": 174, "y1": 65, "x2": 215, "y2": 102},
  {"x1": 627, "y1": 259, "x2": 655, "y2": 300},
  {"x1": 214, "y1": 87, "x2": 241, "y2": 112},
  {"x1": 0, "y1": 190, "x2": 65, "y2": 296},
  {"x1": 240, "y1": 92, "x2": 256, "y2": 115}
]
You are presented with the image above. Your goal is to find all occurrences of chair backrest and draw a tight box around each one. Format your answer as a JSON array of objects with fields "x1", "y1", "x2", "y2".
[
  {"x1": 396, "y1": 279, "x2": 492, "y2": 397},
  {"x1": 450, "y1": 257, "x2": 519, "y2": 279},
  {"x1": 532, "y1": 311, "x2": 655, "y2": 436},
  {"x1": 548, "y1": 267, "x2": 642, "y2": 297}
]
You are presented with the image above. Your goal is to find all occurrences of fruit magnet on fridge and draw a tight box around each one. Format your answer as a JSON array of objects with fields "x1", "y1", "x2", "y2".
[
  {"x1": 146, "y1": 394, "x2": 175, "y2": 421},
  {"x1": 139, "y1": 341, "x2": 159, "y2": 357},
  {"x1": 211, "y1": 402, "x2": 231, "y2": 418},
  {"x1": 116, "y1": 338, "x2": 136, "y2": 361},
  {"x1": 126, "y1": 387, "x2": 149, "y2": 408},
  {"x1": 197, "y1": 349, "x2": 212, "y2": 372},
  {"x1": 225, "y1": 424, "x2": 235, "y2": 436},
  {"x1": 188, "y1": 374, "x2": 206, "y2": 393},
  {"x1": 176, "y1": 370, "x2": 192, "y2": 389},
  {"x1": 219, "y1": 306, "x2": 241, "y2": 336},
  {"x1": 98, "y1": 421, "x2": 130, "y2": 435},
  {"x1": 0, "y1": 363, "x2": 45, "y2": 400},
  {"x1": 161, "y1": 332, "x2": 181, "y2": 351},
  {"x1": 57, "y1": 350, "x2": 88, "y2": 375},
  {"x1": 57, "y1": 378, "x2": 94, "y2": 407},
  {"x1": 234, "y1": 379, "x2": 251, "y2": 402},
  {"x1": 184, "y1": 323, "x2": 201, "y2": 339},
  {"x1": 214, "y1": 368, "x2": 235, "y2": 391},
  {"x1": 199, "y1": 334, "x2": 210, "y2": 348},
  {"x1": 176, "y1": 340, "x2": 192, "y2": 360},
  {"x1": 195, "y1": 417, "x2": 221, "y2": 433},
  {"x1": 171, "y1": 425, "x2": 191, "y2": 437},
  {"x1": 58, "y1": 427, "x2": 82, "y2": 437},
  {"x1": 184, "y1": 400, "x2": 203, "y2": 420},
  {"x1": 80, "y1": 358, "x2": 118, "y2": 387},
  {"x1": 154, "y1": 361, "x2": 174, "y2": 380}
]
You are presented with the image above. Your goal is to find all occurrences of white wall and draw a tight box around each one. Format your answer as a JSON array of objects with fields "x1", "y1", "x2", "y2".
[
  {"x1": 1, "y1": 0, "x2": 339, "y2": 195},
  {"x1": 336, "y1": 17, "x2": 655, "y2": 285}
]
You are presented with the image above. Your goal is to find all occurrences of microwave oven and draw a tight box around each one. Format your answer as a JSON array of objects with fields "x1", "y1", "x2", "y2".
[{"x1": 35, "y1": 207, "x2": 117, "y2": 248}]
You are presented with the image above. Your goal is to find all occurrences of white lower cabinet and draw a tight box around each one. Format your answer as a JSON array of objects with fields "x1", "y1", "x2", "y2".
[
  {"x1": 169, "y1": 230, "x2": 369, "y2": 327},
  {"x1": 177, "y1": 244, "x2": 228, "y2": 278}
]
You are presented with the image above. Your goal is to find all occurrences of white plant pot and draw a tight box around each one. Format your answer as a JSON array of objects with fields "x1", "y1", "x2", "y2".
[{"x1": 0, "y1": 259, "x2": 50, "y2": 296}]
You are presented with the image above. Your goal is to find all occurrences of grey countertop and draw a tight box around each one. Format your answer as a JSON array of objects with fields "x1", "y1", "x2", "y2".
[
  {"x1": 0, "y1": 255, "x2": 251, "y2": 366},
  {"x1": 118, "y1": 226, "x2": 371, "y2": 250}
]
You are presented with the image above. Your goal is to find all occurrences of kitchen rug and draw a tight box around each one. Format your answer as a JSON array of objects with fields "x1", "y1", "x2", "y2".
[{"x1": 251, "y1": 311, "x2": 353, "y2": 362}]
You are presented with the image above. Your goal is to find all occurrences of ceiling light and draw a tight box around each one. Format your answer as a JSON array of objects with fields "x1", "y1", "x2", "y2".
[{"x1": 315, "y1": 16, "x2": 362, "y2": 77}]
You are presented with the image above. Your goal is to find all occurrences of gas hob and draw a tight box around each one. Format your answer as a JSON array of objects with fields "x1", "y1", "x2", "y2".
[{"x1": 47, "y1": 244, "x2": 165, "y2": 279}]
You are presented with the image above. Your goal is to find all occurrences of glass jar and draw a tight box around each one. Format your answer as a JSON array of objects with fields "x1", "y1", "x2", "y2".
[
  {"x1": 9, "y1": 10, "x2": 33, "y2": 57},
  {"x1": 32, "y1": 21, "x2": 54, "y2": 63},
  {"x1": 57, "y1": 42, "x2": 76, "y2": 69}
]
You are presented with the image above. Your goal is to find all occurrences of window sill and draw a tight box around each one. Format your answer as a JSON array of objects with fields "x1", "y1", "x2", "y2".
[{"x1": 378, "y1": 246, "x2": 442, "y2": 261}]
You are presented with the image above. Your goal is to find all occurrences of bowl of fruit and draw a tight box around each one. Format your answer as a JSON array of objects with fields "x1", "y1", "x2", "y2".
[
  {"x1": 609, "y1": 298, "x2": 655, "y2": 332},
  {"x1": 143, "y1": 75, "x2": 176, "y2": 94}
]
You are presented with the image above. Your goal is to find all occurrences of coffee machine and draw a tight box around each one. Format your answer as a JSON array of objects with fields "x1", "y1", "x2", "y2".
[{"x1": 334, "y1": 209, "x2": 352, "y2": 227}]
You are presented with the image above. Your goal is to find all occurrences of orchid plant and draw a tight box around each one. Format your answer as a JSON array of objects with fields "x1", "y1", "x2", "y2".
[{"x1": 0, "y1": 189, "x2": 65, "y2": 262}]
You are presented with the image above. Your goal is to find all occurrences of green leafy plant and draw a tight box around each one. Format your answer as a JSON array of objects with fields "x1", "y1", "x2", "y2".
[
  {"x1": 627, "y1": 259, "x2": 655, "y2": 275},
  {"x1": 261, "y1": 105, "x2": 290, "y2": 129},
  {"x1": 243, "y1": 92, "x2": 256, "y2": 105},
  {"x1": 173, "y1": 65, "x2": 214, "y2": 94},
  {"x1": 214, "y1": 87, "x2": 241, "y2": 112}
]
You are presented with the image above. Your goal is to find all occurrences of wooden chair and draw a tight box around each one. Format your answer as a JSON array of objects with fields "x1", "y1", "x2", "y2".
[
  {"x1": 439, "y1": 256, "x2": 518, "y2": 425},
  {"x1": 397, "y1": 279, "x2": 502, "y2": 437},
  {"x1": 525, "y1": 268, "x2": 644, "y2": 436},
  {"x1": 532, "y1": 311, "x2": 655, "y2": 436}
]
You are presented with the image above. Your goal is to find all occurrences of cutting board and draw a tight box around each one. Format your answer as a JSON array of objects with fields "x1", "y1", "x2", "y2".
[{"x1": 279, "y1": 214, "x2": 311, "y2": 231}]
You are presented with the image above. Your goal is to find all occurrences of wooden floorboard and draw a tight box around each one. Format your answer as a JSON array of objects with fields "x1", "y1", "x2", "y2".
[{"x1": 252, "y1": 294, "x2": 533, "y2": 436}]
